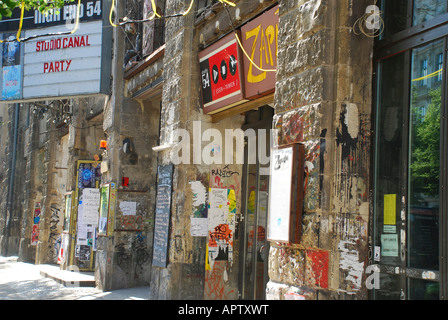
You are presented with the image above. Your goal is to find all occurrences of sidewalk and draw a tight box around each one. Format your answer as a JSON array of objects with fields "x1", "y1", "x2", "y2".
[{"x1": 0, "y1": 256, "x2": 151, "y2": 300}]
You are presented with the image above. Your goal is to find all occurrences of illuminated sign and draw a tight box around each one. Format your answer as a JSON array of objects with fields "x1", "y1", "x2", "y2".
[
  {"x1": 199, "y1": 32, "x2": 246, "y2": 114},
  {"x1": 20, "y1": 20, "x2": 109, "y2": 100},
  {"x1": 0, "y1": 0, "x2": 111, "y2": 101}
]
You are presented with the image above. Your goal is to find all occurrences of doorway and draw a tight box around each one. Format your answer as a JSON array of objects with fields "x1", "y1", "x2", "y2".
[{"x1": 239, "y1": 106, "x2": 273, "y2": 300}]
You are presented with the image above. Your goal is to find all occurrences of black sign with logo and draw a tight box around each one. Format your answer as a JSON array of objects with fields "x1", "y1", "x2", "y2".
[{"x1": 0, "y1": 0, "x2": 103, "y2": 33}]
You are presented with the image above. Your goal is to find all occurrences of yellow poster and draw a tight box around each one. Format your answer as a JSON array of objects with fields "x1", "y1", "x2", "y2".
[{"x1": 384, "y1": 194, "x2": 396, "y2": 225}]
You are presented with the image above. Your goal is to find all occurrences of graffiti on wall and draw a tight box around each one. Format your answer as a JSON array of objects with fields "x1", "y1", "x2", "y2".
[
  {"x1": 115, "y1": 232, "x2": 151, "y2": 279},
  {"x1": 204, "y1": 260, "x2": 235, "y2": 300},
  {"x1": 31, "y1": 202, "x2": 41, "y2": 246},
  {"x1": 47, "y1": 206, "x2": 62, "y2": 261},
  {"x1": 210, "y1": 165, "x2": 241, "y2": 196}
]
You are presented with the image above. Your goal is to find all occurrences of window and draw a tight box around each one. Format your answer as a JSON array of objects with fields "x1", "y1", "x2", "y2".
[
  {"x1": 413, "y1": 0, "x2": 447, "y2": 26},
  {"x1": 142, "y1": 0, "x2": 166, "y2": 57},
  {"x1": 381, "y1": 0, "x2": 448, "y2": 37},
  {"x1": 437, "y1": 53, "x2": 443, "y2": 82},
  {"x1": 421, "y1": 59, "x2": 428, "y2": 86},
  {"x1": 374, "y1": 0, "x2": 448, "y2": 300}
]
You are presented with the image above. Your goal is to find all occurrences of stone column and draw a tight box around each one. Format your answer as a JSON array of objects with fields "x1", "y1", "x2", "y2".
[{"x1": 267, "y1": 0, "x2": 373, "y2": 300}]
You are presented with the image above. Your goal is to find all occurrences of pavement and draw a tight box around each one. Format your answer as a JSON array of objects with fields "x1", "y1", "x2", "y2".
[{"x1": 0, "y1": 255, "x2": 151, "y2": 300}]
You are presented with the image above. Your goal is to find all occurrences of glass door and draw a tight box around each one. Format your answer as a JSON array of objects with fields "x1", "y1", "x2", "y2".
[
  {"x1": 407, "y1": 40, "x2": 443, "y2": 299},
  {"x1": 373, "y1": 38, "x2": 444, "y2": 299},
  {"x1": 239, "y1": 106, "x2": 272, "y2": 300}
]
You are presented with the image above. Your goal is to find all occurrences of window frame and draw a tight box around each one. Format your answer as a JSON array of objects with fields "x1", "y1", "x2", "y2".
[{"x1": 372, "y1": 0, "x2": 448, "y2": 300}]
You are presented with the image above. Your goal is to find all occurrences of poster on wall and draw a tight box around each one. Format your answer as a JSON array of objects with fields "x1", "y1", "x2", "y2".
[
  {"x1": 189, "y1": 180, "x2": 208, "y2": 237},
  {"x1": 57, "y1": 233, "x2": 70, "y2": 265},
  {"x1": 98, "y1": 184, "x2": 110, "y2": 236},
  {"x1": 76, "y1": 188, "x2": 100, "y2": 249},
  {"x1": 206, "y1": 188, "x2": 236, "y2": 270},
  {"x1": 77, "y1": 161, "x2": 101, "y2": 189},
  {"x1": 2, "y1": 33, "x2": 22, "y2": 100},
  {"x1": 31, "y1": 202, "x2": 41, "y2": 246}
]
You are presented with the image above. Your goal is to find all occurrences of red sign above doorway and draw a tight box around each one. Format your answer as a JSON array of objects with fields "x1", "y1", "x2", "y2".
[{"x1": 199, "y1": 32, "x2": 247, "y2": 114}]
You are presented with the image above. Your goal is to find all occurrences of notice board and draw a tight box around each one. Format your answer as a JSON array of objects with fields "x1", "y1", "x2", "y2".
[
  {"x1": 267, "y1": 143, "x2": 305, "y2": 243},
  {"x1": 152, "y1": 164, "x2": 174, "y2": 268}
]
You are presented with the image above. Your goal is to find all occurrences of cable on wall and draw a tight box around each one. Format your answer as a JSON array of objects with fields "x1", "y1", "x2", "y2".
[
  {"x1": 109, "y1": 0, "x2": 195, "y2": 27},
  {"x1": 221, "y1": 2, "x2": 277, "y2": 73}
]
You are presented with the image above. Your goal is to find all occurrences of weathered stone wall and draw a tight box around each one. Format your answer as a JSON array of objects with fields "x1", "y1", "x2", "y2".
[
  {"x1": 95, "y1": 0, "x2": 160, "y2": 290},
  {"x1": 0, "y1": 104, "x2": 26, "y2": 258},
  {"x1": 267, "y1": 0, "x2": 373, "y2": 300},
  {"x1": 148, "y1": 0, "x2": 202, "y2": 300}
]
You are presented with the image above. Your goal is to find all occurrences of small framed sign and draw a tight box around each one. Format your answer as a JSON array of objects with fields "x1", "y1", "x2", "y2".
[{"x1": 267, "y1": 143, "x2": 305, "y2": 243}]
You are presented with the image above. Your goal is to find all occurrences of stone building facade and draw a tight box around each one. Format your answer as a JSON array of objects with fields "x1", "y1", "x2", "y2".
[
  {"x1": 1, "y1": 0, "x2": 446, "y2": 300},
  {"x1": 119, "y1": 0, "x2": 374, "y2": 300}
]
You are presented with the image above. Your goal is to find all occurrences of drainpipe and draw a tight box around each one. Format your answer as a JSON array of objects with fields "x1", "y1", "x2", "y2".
[{"x1": 3, "y1": 103, "x2": 19, "y2": 257}]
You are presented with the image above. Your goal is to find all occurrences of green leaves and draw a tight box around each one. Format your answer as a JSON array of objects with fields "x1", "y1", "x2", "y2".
[
  {"x1": 0, "y1": 0, "x2": 75, "y2": 20},
  {"x1": 0, "y1": 0, "x2": 19, "y2": 19},
  {"x1": 410, "y1": 87, "x2": 441, "y2": 197}
]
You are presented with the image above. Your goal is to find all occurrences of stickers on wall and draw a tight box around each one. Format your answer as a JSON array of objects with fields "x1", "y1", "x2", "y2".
[
  {"x1": 31, "y1": 202, "x2": 41, "y2": 246},
  {"x1": 206, "y1": 188, "x2": 236, "y2": 270}
]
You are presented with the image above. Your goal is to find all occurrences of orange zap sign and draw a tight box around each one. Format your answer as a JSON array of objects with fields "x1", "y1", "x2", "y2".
[{"x1": 241, "y1": 5, "x2": 279, "y2": 100}]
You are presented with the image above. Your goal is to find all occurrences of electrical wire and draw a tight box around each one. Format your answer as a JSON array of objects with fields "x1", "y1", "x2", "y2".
[
  {"x1": 222, "y1": 3, "x2": 277, "y2": 73},
  {"x1": 151, "y1": 0, "x2": 161, "y2": 18},
  {"x1": 412, "y1": 68, "x2": 443, "y2": 82},
  {"x1": 218, "y1": 0, "x2": 236, "y2": 7},
  {"x1": 109, "y1": 0, "x2": 195, "y2": 27},
  {"x1": 16, "y1": 1, "x2": 25, "y2": 42},
  {"x1": 0, "y1": 0, "x2": 81, "y2": 43}
]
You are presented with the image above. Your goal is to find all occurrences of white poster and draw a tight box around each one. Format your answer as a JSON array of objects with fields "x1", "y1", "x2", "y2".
[
  {"x1": 76, "y1": 188, "x2": 100, "y2": 248},
  {"x1": 119, "y1": 201, "x2": 137, "y2": 216},
  {"x1": 267, "y1": 147, "x2": 293, "y2": 242},
  {"x1": 191, "y1": 218, "x2": 208, "y2": 237}
]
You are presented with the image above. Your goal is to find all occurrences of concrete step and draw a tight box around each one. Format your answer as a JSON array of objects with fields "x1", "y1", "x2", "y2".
[{"x1": 38, "y1": 264, "x2": 96, "y2": 287}]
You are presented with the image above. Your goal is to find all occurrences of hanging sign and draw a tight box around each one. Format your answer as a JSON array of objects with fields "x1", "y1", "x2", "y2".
[
  {"x1": 241, "y1": 5, "x2": 279, "y2": 100},
  {"x1": 0, "y1": 0, "x2": 111, "y2": 101},
  {"x1": 199, "y1": 32, "x2": 247, "y2": 114}
]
